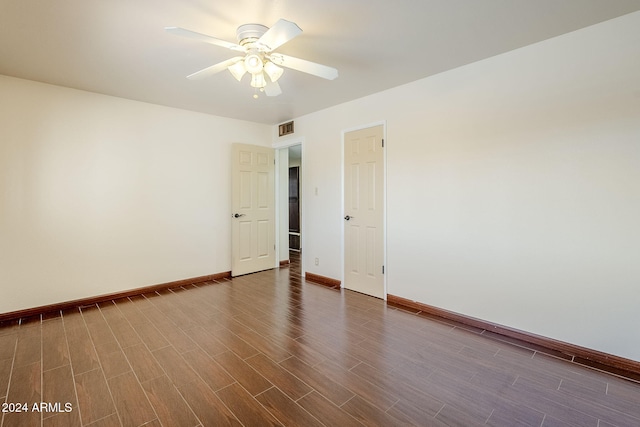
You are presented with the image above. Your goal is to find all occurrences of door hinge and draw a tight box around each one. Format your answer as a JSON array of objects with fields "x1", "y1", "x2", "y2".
[
  {"x1": 382, "y1": 265, "x2": 385, "y2": 274},
  {"x1": 382, "y1": 138, "x2": 385, "y2": 148}
]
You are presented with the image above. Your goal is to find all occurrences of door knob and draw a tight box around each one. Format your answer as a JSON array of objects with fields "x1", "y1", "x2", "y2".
[
  {"x1": 233, "y1": 213, "x2": 245, "y2": 218},
  {"x1": 344, "y1": 215, "x2": 354, "y2": 221}
]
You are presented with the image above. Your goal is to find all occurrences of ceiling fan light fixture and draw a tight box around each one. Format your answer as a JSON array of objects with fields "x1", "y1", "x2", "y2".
[
  {"x1": 264, "y1": 61, "x2": 284, "y2": 82},
  {"x1": 244, "y1": 53, "x2": 263, "y2": 74},
  {"x1": 228, "y1": 61, "x2": 247, "y2": 81},
  {"x1": 250, "y1": 72, "x2": 267, "y2": 88}
]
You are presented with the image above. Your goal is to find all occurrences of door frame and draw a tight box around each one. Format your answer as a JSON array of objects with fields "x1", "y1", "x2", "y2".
[
  {"x1": 341, "y1": 121, "x2": 387, "y2": 299},
  {"x1": 273, "y1": 137, "x2": 305, "y2": 276}
]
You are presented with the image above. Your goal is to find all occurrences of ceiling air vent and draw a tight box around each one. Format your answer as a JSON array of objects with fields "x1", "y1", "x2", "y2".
[{"x1": 279, "y1": 121, "x2": 294, "y2": 137}]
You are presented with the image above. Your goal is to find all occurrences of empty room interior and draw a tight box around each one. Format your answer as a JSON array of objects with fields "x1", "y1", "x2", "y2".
[{"x1": 1, "y1": 1, "x2": 640, "y2": 426}]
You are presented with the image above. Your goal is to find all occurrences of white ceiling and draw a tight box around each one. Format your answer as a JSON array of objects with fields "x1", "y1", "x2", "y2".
[{"x1": 2, "y1": 0, "x2": 640, "y2": 125}]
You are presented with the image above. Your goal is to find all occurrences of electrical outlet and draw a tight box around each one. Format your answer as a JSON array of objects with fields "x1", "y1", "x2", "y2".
[{"x1": 314, "y1": 257, "x2": 319, "y2": 266}]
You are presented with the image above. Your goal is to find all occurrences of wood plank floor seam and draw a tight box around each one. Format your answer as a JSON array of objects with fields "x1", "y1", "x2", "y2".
[
  {"x1": 79, "y1": 310, "x2": 125, "y2": 426},
  {"x1": 61, "y1": 310, "x2": 83, "y2": 427}
]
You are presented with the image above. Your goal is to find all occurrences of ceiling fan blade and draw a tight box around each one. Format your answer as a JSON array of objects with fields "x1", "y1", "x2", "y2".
[
  {"x1": 264, "y1": 81, "x2": 282, "y2": 97},
  {"x1": 268, "y1": 53, "x2": 338, "y2": 80},
  {"x1": 187, "y1": 57, "x2": 244, "y2": 80},
  {"x1": 257, "y1": 19, "x2": 302, "y2": 52},
  {"x1": 165, "y1": 27, "x2": 245, "y2": 52}
]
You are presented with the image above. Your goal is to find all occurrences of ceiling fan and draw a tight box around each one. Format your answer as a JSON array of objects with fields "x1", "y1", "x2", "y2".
[{"x1": 165, "y1": 19, "x2": 338, "y2": 97}]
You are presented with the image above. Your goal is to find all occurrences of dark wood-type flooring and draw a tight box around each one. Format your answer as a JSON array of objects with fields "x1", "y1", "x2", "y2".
[{"x1": 2, "y1": 251, "x2": 640, "y2": 426}]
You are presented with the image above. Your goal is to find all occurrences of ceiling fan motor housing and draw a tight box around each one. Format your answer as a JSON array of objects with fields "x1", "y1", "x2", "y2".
[{"x1": 236, "y1": 24, "x2": 269, "y2": 46}]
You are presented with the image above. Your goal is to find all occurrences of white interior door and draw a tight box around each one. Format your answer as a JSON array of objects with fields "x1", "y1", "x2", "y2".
[
  {"x1": 231, "y1": 143, "x2": 275, "y2": 276},
  {"x1": 344, "y1": 125, "x2": 385, "y2": 298}
]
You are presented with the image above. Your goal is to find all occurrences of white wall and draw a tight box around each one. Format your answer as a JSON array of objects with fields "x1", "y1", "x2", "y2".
[
  {"x1": 282, "y1": 12, "x2": 640, "y2": 361},
  {"x1": 0, "y1": 76, "x2": 271, "y2": 313}
]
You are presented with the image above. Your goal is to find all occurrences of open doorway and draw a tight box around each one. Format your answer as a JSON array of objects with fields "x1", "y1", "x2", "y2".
[
  {"x1": 277, "y1": 142, "x2": 303, "y2": 271},
  {"x1": 288, "y1": 145, "x2": 301, "y2": 253}
]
